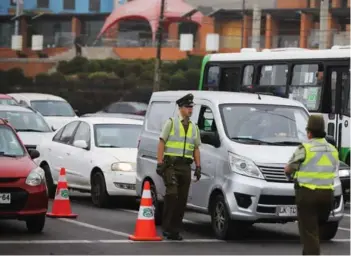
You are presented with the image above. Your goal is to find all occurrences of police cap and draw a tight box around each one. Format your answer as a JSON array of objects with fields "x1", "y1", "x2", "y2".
[
  {"x1": 176, "y1": 93, "x2": 194, "y2": 107},
  {"x1": 306, "y1": 114, "x2": 325, "y2": 134}
]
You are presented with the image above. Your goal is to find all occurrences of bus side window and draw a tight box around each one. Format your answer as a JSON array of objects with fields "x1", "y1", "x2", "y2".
[
  {"x1": 242, "y1": 65, "x2": 254, "y2": 86},
  {"x1": 341, "y1": 70, "x2": 350, "y2": 116},
  {"x1": 205, "y1": 66, "x2": 220, "y2": 91}
]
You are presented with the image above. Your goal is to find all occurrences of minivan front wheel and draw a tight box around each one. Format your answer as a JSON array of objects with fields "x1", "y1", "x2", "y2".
[
  {"x1": 319, "y1": 221, "x2": 339, "y2": 241},
  {"x1": 210, "y1": 194, "x2": 248, "y2": 240}
]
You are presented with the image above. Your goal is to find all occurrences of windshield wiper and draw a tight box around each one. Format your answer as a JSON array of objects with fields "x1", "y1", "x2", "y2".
[
  {"x1": 98, "y1": 145, "x2": 120, "y2": 148},
  {"x1": 230, "y1": 137, "x2": 275, "y2": 145},
  {"x1": 267, "y1": 141, "x2": 302, "y2": 146},
  {"x1": 0, "y1": 152, "x2": 18, "y2": 158},
  {"x1": 16, "y1": 129, "x2": 45, "y2": 132}
]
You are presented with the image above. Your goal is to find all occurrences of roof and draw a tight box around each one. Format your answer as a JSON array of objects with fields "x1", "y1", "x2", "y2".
[
  {"x1": 82, "y1": 113, "x2": 145, "y2": 120},
  {"x1": 208, "y1": 48, "x2": 350, "y2": 62},
  {"x1": 0, "y1": 94, "x2": 12, "y2": 99},
  {"x1": 151, "y1": 90, "x2": 306, "y2": 108},
  {"x1": 99, "y1": 0, "x2": 203, "y2": 39},
  {"x1": 7, "y1": 93, "x2": 66, "y2": 101},
  {"x1": 79, "y1": 117, "x2": 144, "y2": 125},
  {"x1": 0, "y1": 105, "x2": 33, "y2": 112}
]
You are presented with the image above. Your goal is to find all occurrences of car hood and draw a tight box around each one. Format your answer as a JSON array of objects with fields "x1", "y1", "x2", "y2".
[
  {"x1": 17, "y1": 131, "x2": 54, "y2": 147},
  {"x1": 44, "y1": 116, "x2": 78, "y2": 130},
  {"x1": 0, "y1": 156, "x2": 36, "y2": 178},
  {"x1": 230, "y1": 142, "x2": 298, "y2": 165},
  {"x1": 94, "y1": 148, "x2": 138, "y2": 163}
]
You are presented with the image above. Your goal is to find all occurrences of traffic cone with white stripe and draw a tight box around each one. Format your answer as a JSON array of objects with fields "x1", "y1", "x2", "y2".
[
  {"x1": 129, "y1": 181, "x2": 162, "y2": 241},
  {"x1": 46, "y1": 168, "x2": 78, "y2": 218}
]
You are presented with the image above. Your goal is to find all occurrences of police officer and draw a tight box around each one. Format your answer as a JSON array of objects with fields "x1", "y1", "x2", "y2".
[
  {"x1": 284, "y1": 115, "x2": 339, "y2": 255},
  {"x1": 156, "y1": 93, "x2": 201, "y2": 240}
]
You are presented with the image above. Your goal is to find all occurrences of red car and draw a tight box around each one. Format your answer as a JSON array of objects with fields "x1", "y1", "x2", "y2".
[
  {"x1": 0, "y1": 118, "x2": 48, "y2": 233},
  {"x1": 0, "y1": 94, "x2": 18, "y2": 106}
]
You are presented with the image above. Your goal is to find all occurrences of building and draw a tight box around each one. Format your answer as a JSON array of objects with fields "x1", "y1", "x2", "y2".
[{"x1": 0, "y1": 0, "x2": 349, "y2": 61}]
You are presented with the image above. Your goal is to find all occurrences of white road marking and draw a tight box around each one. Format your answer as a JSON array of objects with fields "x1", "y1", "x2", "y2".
[
  {"x1": 0, "y1": 238, "x2": 348, "y2": 244},
  {"x1": 59, "y1": 218, "x2": 130, "y2": 238},
  {"x1": 344, "y1": 213, "x2": 350, "y2": 217}
]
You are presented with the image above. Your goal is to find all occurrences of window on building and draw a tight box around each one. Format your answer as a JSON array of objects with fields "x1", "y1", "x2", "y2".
[
  {"x1": 37, "y1": 0, "x2": 49, "y2": 8},
  {"x1": 63, "y1": 0, "x2": 75, "y2": 10},
  {"x1": 89, "y1": 0, "x2": 101, "y2": 12}
]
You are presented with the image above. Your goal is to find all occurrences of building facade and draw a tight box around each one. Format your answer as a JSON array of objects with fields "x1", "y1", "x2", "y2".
[{"x1": 0, "y1": 0, "x2": 349, "y2": 60}]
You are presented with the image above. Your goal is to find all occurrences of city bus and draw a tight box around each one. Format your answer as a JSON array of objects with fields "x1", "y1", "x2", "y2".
[{"x1": 198, "y1": 47, "x2": 350, "y2": 165}]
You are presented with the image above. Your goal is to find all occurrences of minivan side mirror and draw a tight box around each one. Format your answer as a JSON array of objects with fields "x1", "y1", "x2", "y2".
[
  {"x1": 73, "y1": 140, "x2": 88, "y2": 149},
  {"x1": 28, "y1": 149, "x2": 40, "y2": 160},
  {"x1": 325, "y1": 135, "x2": 337, "y2": 147},
  {"x1": 201, "y1": 132, "x2": 220, "y2": 148},
  {"x1": 51, "y1": 126, "x2": 57, "y2": 132}
]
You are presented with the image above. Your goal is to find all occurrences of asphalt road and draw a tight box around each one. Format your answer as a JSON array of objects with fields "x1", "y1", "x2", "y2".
[{"x1": 0, "y1": 192, "x2": 350, "y2": 255}]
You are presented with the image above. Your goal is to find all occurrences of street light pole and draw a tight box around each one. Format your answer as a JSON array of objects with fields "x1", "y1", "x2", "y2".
[
  {"x1": 14, "y1": 0, "x2": 20, "y2": 35},
  {"x1": 152, "y1": 0, "x2": 166, "y2": 92}
]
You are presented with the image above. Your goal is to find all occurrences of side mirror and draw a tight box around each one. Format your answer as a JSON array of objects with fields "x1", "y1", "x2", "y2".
[
  {"x1": 325, "y1": 135, "x2": 337, "y2": 147},
  {"x1": 201, "y1": 132, "x2": 220, "y2": 148},
  {"x1": 51, "y1": 126, "x2": 57, "y2": 132},
  {"x1": 74, "y1": 109, "x2": 79, "y2": 115},
  {"x1": 73, "y1": 140, "x2": 88, "y2": 149},
  {"x1": 28, "y1": 149, "x2": 40, "y2": 160}
]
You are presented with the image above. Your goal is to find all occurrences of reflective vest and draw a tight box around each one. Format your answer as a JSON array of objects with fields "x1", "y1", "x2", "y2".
[
  {"x1": 296, "y1": 138, "x2": 339, "y2": 190},
  {"x1": 164, "y1": 117, "x2": 197, "y2": 159}
]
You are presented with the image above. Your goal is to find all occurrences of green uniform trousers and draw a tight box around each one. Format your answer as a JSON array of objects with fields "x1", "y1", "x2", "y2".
[
  {"x1": 295, "y1": 186, "x2": 333, "y2": 255},
  {"x1": 162, "y1": 163, "x2": 191, "y2": 234}
]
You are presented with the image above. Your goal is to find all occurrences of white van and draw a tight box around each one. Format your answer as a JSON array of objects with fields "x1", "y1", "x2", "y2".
[
  {"x1": 136, "y1": 90, "x2": 344, "y2": 240},
  {"x1": 8, "y1": 93, "x2": 78, "y2": 131}
]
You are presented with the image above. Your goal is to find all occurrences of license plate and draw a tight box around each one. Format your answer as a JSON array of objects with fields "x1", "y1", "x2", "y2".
[
  {"x1": 277, "y1": 205, "x2": 297, "y2": 216},
  {"x1": 0, "y1": 193, "x2": 11, "y2": 204}
]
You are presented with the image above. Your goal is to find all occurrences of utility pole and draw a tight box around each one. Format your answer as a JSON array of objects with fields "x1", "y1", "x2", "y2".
[
  {"x1": 14, "y1": 0, "x2": 21, "y2": 35},
  {"x1": 240, "y1": 0, "x2": 246, "y2": 48},
  {"x1": 152, "y1": 0, "x2": 166, "y2": 92}
]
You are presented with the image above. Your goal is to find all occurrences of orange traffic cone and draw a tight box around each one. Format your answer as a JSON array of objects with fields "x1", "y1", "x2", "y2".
[
  {"x1": 46, "y1": 168, "x2": 78, "y2": 218},
  {"x1": 129, "y1": 181, "x2": 162, "y2": 241}
]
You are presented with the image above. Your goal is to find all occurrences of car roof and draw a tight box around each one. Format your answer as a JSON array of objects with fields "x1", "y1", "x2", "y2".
[
  {"x1": 79, "y1": 117, "x2": 143, "y2": 125},
  {"x1": 82, "y1": 113, "x2": 145, "y2": 120},
  {"x1": 0, "y1": 105, "x2": 33, "y2": 112},
  {"x1": 7, "y1": 93, "x2": 66, "y2": 101},
  {"x1": 0, "y1": 94, "x2": 12, "y2": 99},
  {"x1": 151, "y1": 90, "x2": 306, "y2": 108}
]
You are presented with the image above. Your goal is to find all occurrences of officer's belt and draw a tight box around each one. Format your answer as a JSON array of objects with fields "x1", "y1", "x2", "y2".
[{"x1": 164, "y1": 156, "x2": 193, "y2": 165}]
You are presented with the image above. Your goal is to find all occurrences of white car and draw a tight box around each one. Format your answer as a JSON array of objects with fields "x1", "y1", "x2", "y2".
[
  {"x1": 8, "y1": 93, "x2": 78, "y2": 130},
  {"x1": 0, "y1": 105, "x2": 54, "y2": 151},
  {"x1": 35, "y1": 117, "x2": 143, "y2": 207}
]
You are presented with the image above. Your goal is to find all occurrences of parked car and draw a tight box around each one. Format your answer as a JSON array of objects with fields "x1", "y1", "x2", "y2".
[
  {"x1": 0, "y1": 105, "x2": 54, "y2": 151},
  {"x1": 0, "y1": 118, "x2": 47, "y2": 233},
  {"x1": 98, "y1": 101, "x2": 148, "y2": 116},
  {"x1": 0, "y1": 94, "x2": 18, "y2": 106},
  {"x1": 8, "y1": 93, "x2": 79, "y2": 131},
  {"x1": 136, "y1": 90, "x2": 344, "y2": 241},
  {"x1": 35, "y1": 117, "x2": 143, "y2": 207}
]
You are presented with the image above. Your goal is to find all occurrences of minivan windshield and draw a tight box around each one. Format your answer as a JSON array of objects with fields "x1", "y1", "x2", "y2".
[
  {"x1": 31, "y1": 100, "x2": 76, "y2": 117},
  {"x1": 0, "y1": 126, "x2": 25, "y2": 157},
  {"x1": 220, "y1": 104, "x2": 309, "y2": 145}
]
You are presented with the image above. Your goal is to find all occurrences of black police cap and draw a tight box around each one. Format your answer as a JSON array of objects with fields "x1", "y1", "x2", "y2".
[{"x1": 176, "y1": 93, "x2": 194, "y2": 107}]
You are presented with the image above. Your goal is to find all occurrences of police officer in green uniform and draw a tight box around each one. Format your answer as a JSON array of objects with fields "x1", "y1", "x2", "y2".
[
  {"x1": 156, "y1": 93, "x2": 201, "y2": 240},
  {"x1": 284, "y1": 115, "x2": 339, "y2": 255}
]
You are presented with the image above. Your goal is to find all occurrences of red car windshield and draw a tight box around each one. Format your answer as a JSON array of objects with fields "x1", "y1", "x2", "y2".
[{"x1": 0, "y1": 125, "x2": 26, "y2": 157}]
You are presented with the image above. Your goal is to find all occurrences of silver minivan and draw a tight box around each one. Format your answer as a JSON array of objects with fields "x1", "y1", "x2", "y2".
[{"x1": 136, "y1": 90, "x2": 344, "y2": 240}]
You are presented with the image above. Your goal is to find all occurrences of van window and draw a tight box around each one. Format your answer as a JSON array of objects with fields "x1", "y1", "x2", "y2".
[
  {"x1": 146, "y1": 101, "x2": 175, "y2": 132},
  {"x1": 198, "y1": 106, "x2": 217, "y2": 133}
]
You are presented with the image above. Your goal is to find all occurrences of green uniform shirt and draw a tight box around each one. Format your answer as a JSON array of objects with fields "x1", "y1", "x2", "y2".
[
  {"x1": 160, "y1": 116, "x2": 201, "y2": 149},
  {"x1": 286, "y1": 145, "x2": 306, "y2": 173}
]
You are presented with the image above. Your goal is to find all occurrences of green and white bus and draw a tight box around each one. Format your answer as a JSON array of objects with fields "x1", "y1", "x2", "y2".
[{"x1": 198, "y1": 46, "x2": 350, "y2": 165}]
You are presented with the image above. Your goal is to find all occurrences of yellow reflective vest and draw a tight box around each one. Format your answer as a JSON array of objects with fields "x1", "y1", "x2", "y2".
[
  {"x1": 164, "y1": 117, "x2": 197, "y2": 159},
  {"x1": 296, "y1": 138, "x2": 339, "y2": 190}
]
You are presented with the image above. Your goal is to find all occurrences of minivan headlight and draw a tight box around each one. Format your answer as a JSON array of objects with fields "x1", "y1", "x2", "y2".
[
  {"x1": 25, "y1": 167, "x2": 45, "y2": 186},
  {"x1": 339, "y1": 169, "x2": 350, "y2": 178},
  {"x1": 111, "y1": 162, "x2": 134, "y2": 172},
  {"x1": 228, "y1": 152, "x2": 264, "y2": 179}
]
